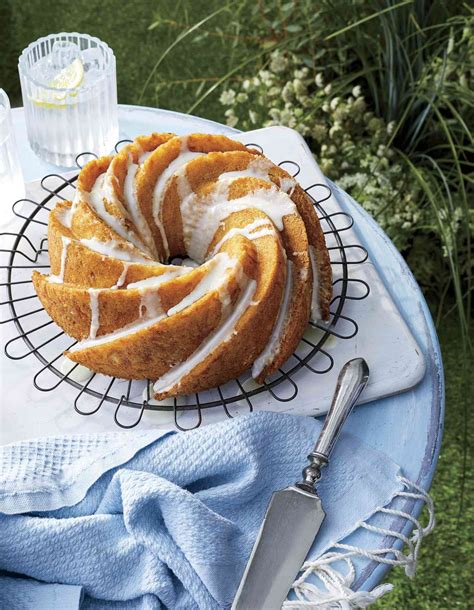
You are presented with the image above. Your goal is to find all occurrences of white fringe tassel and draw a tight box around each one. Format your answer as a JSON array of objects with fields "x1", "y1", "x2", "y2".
[{"x1": 283, "y1": 475, "x2": 435, "y2": 609}]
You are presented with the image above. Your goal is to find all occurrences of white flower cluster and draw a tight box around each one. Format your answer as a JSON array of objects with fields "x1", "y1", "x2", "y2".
[
  {"x1": 220, "y1": 20, "x2": 474, "y2": 294},
  {"x1": 218, "y1": 49, "x2": 469, "y2": 266}
]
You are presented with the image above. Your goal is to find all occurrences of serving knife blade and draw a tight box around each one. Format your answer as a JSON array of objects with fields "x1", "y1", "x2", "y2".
[{"x1": 232, "y1": 358, "x2": 369, "y2": 610}]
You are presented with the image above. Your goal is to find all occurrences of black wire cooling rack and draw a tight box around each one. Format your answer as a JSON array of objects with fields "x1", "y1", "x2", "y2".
[{"x1": 0, "y1": 142, "x2": 369, "y2": 430}]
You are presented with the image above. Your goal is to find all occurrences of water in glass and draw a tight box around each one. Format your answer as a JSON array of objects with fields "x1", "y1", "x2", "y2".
[{"x1": 19, "y1": 33, "x2": 119, "y2": 167}]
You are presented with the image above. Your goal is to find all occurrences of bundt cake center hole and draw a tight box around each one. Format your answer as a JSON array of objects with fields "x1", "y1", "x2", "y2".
[{"x1": 169, "y1": 256, "x2": 199, "y2": 268}]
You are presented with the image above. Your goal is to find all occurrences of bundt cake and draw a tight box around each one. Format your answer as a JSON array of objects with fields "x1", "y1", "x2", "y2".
[{"x1": 33, "y1": 132, "x2": 332, "y2": 400}]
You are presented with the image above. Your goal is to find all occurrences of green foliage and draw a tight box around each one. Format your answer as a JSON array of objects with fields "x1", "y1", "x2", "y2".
[
  {"x1": 377, "y1": 316, "x2": 474, "y2": 609},
  {"x1": 214, "y1": 2, "x2": 473, "y2": 335},
  {"x1": 0, "y1": 2, "x2": 17, "y2": 97},
  {"x1": 220, "y1": 52, "x2": 428, "y2": 253},
  {"x1": 323, "y1": 0, "x2": 474, "y2": 340},
  {"x1": 137, "y1": 0, "x2": 261, "y2": 119}
]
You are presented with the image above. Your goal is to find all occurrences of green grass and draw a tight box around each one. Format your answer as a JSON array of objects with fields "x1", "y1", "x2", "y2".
[
  {"x1": 377, "y1": 312, "x2": 473, "y2": 609},
  {"x1": 320, "y1": 0, "x2": 473, "y2": 348},
  {"x1": 3, "y1": 2, "x2": 473, "y2": 607},
  {"x1": 5, "y1": 0, "x2": 253, "y2": 120}
]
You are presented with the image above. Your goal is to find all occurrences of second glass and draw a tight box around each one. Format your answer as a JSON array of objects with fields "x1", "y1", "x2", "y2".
[
  {"x1": 18, "y1": 32, "x2": 119, "y2": 167},
  {"x1": 0, "y1": 89, "x2": 25, "y2": 219}
]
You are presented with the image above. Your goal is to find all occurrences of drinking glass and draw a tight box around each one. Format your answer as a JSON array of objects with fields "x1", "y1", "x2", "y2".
[
  {"x1": 0, "y1": 89, "x2": 25, "y2": 215},
  {"x1": 18, "y1": 32, "x2": 119, "y2": 167}
]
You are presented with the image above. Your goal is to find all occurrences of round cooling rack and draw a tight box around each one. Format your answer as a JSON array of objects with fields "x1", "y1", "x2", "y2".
[{"x1": 1, "y1": 142, "x2": 369, "y2": 430}]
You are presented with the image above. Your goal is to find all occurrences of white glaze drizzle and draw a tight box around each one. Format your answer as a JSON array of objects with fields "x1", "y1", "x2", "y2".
[
  {"x1": 78, "y1": 237, "x2": 154, "y2": 264},
  {"x1": 72, "y1": 188, "x2": 82, "y2": 205},
  {"x1": 174, "y1": 164, "x2": 194, "y2": 201},
  {"x1": 209, "y1": 218, "x2": 275, "y2": 257},
  {"x1": 123, "y1": 157, "x2": 158, "y2": 257},
  {"x1": 182, "y1": 185, "x2": 297, "y2": 263},
  {"x1": 69, "y1": 311, "x2": 166, "y2": 352},
  {"x1": 139, "y1": 290, "x2": 163, "y2": 319},
  {"x1": 102, "y1": 170, "x2": 125, "y2": 211},
  {"x1": 252, "y1": 260, "x2": 293, "y2": 379},
  {"x1": 56, "y1": 206, "x2": 73, "y2": 229},
  {"x1": 279, "y1": 176, "x2": 297, "y2": 196},
  {"x1": 151, "y1": 138, "x2": 205, "y2": 258},
  {"x1": 86, "y1": 174, "x2": 148, "y2": 253},
  {"x1": 309, "y1": 245, "x2": 321, "y2": 322},
  {"x1": 153, "y1": 277, "x2": 256, "y2": 395},
  {"x1": 48, "y1": 236, "x2": 71, "y2": 283},
  {"x1": 88, "y1": 289, "x2": 100, "y2": 339},
  {"x1": 215, "y1": 157, "x2": 296, "y2": 195},
  {"x1": 129, "y1": 254, "x2": 235, "y2": 318},
  {"x1": 215, "y1": 157, "x2": 274, "y2": 183},
  {"x1": 126, "y1": 268, "x2": 190, "y2": 290},
  {"x1": 139, "y1": 151, "x2": 152, "y2": 163},
  {"x1": 142, "y1": 382, "x2": 175, "y2": 407},
  {"x1": 166, "y1": 253, "x2": 234, "y2": 316},
  {"x1": 114, "y1": 263, "x2": 129, "y2": 288},
  {"x1": 60, "y1": 357, "x2": 93, "y2": 382},
  {"x1": 66, "y1": 191, "x2": 81, "y2": 225},
  {"x1": 69, "y1": 255, "x2": 240, "y2": 354}
]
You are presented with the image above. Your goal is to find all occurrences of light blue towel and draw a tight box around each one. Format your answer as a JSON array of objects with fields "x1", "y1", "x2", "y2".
[{"x1": 0, "y1": 412, "x2": 402, "y2": 609}]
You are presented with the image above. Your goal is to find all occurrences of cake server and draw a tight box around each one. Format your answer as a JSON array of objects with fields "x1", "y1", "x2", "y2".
[{"x1": 231, "y1": 357, "x2": 369, "y2": 610}]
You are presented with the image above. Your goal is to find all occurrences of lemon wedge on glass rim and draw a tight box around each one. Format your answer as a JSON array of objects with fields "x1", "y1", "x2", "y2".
[{"x1": 32, "y1": 58, "x2": 84, "y2": 108}]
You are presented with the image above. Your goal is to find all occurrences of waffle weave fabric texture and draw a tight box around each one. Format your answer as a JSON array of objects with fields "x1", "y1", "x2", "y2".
[{"x1": 0, "y1": 411, "x2": 402, "y2": 609}]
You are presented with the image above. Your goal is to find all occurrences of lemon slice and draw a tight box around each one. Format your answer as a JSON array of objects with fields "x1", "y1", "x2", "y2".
[
  {"x1": 49, "y1": 58, "x2": 84, "y2": 90},
  {"x1": 31, "y1": 59, "x2": 84, "y2": 108}
]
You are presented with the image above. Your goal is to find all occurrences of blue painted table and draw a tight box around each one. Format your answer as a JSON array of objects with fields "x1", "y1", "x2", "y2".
[{"x1": 10, "y1": 104, "x2": 444, "y2": 592}]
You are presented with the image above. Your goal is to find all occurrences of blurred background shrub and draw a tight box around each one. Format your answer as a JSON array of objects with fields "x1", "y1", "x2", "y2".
[{"x1": 215, "y1": 1, "x2": 473, "y2": 340}]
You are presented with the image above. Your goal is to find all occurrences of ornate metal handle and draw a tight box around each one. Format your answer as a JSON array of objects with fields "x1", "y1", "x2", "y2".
[{"x1": 296, "y1": 358, "x2": 369, "y2": 493}]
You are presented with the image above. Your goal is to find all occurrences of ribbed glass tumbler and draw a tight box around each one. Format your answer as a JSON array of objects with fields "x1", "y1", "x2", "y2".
[{"x1": 18, "y1": 32, "x2": 119, "y2": 167}]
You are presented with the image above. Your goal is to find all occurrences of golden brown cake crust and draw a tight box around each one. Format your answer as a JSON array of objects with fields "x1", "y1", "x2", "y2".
[
  {"x1": 33, "y1": 131, "x2": 333, "y2": 399},
  {"x1": 64, "y1": 237, "x2": 259, "y2": 381}
]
